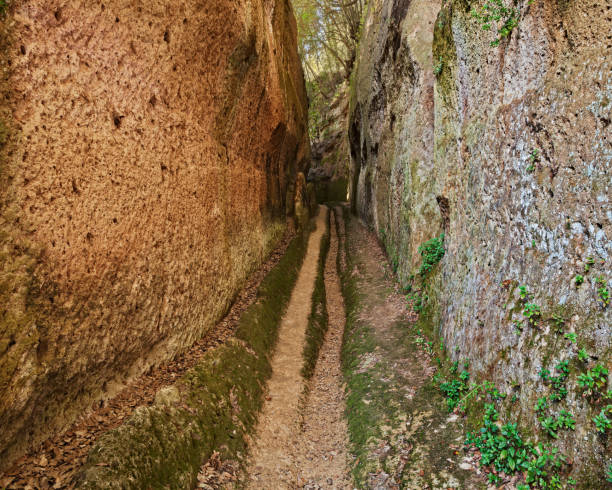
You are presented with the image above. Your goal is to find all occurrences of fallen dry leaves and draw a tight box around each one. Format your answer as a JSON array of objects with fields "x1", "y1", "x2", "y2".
[{"x1": 196, "y1": 451, "x2": 239, "y2": 489}]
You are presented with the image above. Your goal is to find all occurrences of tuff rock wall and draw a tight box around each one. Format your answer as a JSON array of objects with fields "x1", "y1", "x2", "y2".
[
  {"x1": 0, "y1": 0, "x2": 309, "y2": 469},
  {"x1": 349, "y1": 0, "x2": 611, "y2": 481}
]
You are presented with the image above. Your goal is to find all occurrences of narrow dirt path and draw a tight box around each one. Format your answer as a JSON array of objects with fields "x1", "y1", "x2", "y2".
[
  {"x1": 292, "y1": 207, "x2": 352, "y2": 489},
  {"x1": 245, "y1": 206, "x2": 351, "y2": 489}
]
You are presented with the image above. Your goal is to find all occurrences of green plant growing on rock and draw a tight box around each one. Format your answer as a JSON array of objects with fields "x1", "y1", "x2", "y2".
[
  {"x1": 563, "y1": 332, "x2": 577, "y2": 344},
  {"x1": 417, "y1": 233, "x2": 445, "y2": 276},
  {"x1": 518, "y1": 285, "x2": 531, "y2": 300},
  {"x1": 535, "y1": 397, "x2": 548, "y2": 413},
  {"x1": 440, "y1": 378, "x2": 468, "y2": 411},
  {"x1": 538, "y1": 362, "x2": 569, "y2": 403},
  {"x1": 549, "y1": 386, "x2": 568, "y2": 403},
  {"x1": 577, "y1": 364, "x2": 608, "y2": 398},
  {"x1": 514, "y1": 320, "x2": 523, "y2": 334},
  {"x1": 555, "y1": 360, "x2": 569, "y2": 376},
  {"x1": 596, "y1": 277, "x2": 610, "y2": 307},
  {"x1": 529, "y1": 149, "x2": 539, "y2": 163},
  {"x1": 607, "y1": 463, "x2": 612, "y2": 483},
  {"x1": 523, "y1": 303, "x2": 541, "y2": 324},
  {"x1": 547, "y1": 361, "x2": 570, "y2": 402},
  {"x1": 574, "y1": 275, "x2": 584, "y2": 287},
  {"x1": 483, "y1": 380, "x2": 506, "y2": 401},
  {"x1": 584, "y1": 257, "x2": 595, "y2": 273},
  {"x1": 465, "y1": 404, "x2": 531, "y2": 474},
  {"x1": 466, "y1": 405, "x2": 570, "y2": 487},
  {"x1": 471, "y1": 0, "x2": 519, "y2": 47},
  {"x1": 526, "y1": 445, "x2": 566, "y2": 488},
  {"x1": 439, "y1": 369, "x2": 471, "y2": 408},
  {"x1": 577, "y1": 347, "x2": 589, "y2": 362},
  {"x1": 592, "y1": 406, "x2": 611, "y2": 433},
  {"x1": 557, "y1": 410, "x2": 575, "y2": 430},
  {"x1": 540, "y1": 416, "x2": 559, "y2": 438}
]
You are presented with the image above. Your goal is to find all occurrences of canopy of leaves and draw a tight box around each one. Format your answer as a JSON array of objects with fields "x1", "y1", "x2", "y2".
[
  {"x1": 292, "y1": 0, "x2": 366, "y2": 140},
  {"x1": 292, "y1": 0, "x2": 366, "y2": 82}
]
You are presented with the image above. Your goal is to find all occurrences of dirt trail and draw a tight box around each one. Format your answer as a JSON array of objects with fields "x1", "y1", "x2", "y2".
[
  {"x1": 340, "y1": 211, "x2": 487, "y2": 489},
  {"x1": 245, "y1": 206, "x2": 352, "y2": 489}
]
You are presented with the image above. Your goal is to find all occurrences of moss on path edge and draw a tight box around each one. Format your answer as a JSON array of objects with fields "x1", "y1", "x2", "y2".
[
  {"x1": 75, "y1": 226, "x2": 312, "y2": 489},
  {"x1": 338, "y1": 209, "x2": 486, "y2": 488}
]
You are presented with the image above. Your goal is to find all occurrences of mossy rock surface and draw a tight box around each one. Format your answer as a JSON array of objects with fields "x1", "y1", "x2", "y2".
[
  {"x1": 339, "y1": 211, "x2": 485, "y2": 488},
  {"x1": 302, "y1": 210, "x2": 330, "y2": 380}
]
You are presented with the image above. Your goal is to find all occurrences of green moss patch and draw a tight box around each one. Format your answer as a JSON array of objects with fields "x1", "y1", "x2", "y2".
[{"x1": 76, "y1": 228, "x2": 311, "y2": 489}]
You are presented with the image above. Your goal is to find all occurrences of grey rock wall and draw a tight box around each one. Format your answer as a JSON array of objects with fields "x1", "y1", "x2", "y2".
[{"x1": 349, "y1": 0, "x2": 611, "y2": 480}]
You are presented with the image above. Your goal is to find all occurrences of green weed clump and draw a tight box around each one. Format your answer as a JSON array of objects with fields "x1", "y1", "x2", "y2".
[
  {"x1": 466, "y1": 404, "x2": 571, "y2": 488},
  {"x1": 539, "y1": 410, "x2": 575, "y2": 439},
  {"x1": 439, "y1": 372, "x2": 469, "y2": 411},
  {"x1": 470, "y1": 0, "x2": 519, "y2": 47},
  {"x1": 592, "y1": 406, "x2": 611, "y2": 433},
  {"x1": 577, "y1": 347, "x2": 589, "y2": 362},
  {"x1": 418, "y1": 233, "x2": 445, "y2": 276},
  {"x1": 596, "y1": 277, "x2": 610, "y2": 307},
  {"x1": 543, "y1": 360, "x2": 569, "y2": 402},
  {"x1": 577, "y1": 364, "x2": 608, "y2": 399},
  {"x1": 522, "y1": 303, "x2": 541, "y2": 324},
  {"x1": 527, "y1": 149, "x2": 539, "y2": 172},
  {"x1": 465, "y1": 404, "x2": 531, "y2": 475}
]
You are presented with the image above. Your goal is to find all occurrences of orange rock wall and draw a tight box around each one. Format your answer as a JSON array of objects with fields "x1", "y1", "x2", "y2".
[{"x1": 0, "y1": 0, "x2": 309, "y2": 469}]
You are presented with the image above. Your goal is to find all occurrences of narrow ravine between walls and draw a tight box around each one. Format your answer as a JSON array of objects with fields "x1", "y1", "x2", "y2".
[{"x1": 0, "y1": 0, "x2": 610, "y2": 488}]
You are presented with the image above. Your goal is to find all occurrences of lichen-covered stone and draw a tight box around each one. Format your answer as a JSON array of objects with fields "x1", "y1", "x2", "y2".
[
  {"x1": 349, "y1": 0, "x2": 611, "y2": 479},
  {"x1": 0, "y1": 0, "x2": 309, "y2": 470}
]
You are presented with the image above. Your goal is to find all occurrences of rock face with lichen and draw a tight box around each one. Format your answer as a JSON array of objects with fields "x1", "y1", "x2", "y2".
[
  {"x1": 349, "y1": 0, "x2": 611, "y2": 481},
  {"x1": 0, "y1": 0, "x2": 309, "y2": 470}
]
